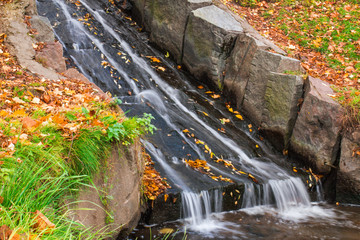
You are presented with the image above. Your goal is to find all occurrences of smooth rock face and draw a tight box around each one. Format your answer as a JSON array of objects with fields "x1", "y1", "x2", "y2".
[
  {"x1": 290, "y1": 76, "x2": 343, "y2": 173},
  {"x1": 69, "y1": 142, "x2": 144, "y2": 237},
  {"x1": 183, "y1": 5, "x2": 242, "y2": 89},
  {"x1": 223, "y1": 34, "x2": 258, "y2": 108},
  {"x1": 6, "y1": 20, "x2": 62, "y2": 80},
  {"x1": 143, "y1": 0, "x2": 212, "y2": 63},
  {"x1": 337, "y1": 130, "x2": 360, "y2": 203},
  {"x1": 261, "y1": 73, "x2": 303, "y2": 150},
  {"x1": 242, "y1": 50, "x2": 302, "y2": 126},
  {"x1": 29, "y1": 15, "x2": 55, "y2": 43},
  {"x1": 35, "y1": 41, "x2": 66, "y2": 73}
]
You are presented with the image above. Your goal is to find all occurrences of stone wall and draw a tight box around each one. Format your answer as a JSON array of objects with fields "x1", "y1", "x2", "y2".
[
  {"x1": 130, "y1": 0, "x2": 359, "y2": 203},
  {"x1": 68, "y1": 142, "x2": 144, "y2": 238}
]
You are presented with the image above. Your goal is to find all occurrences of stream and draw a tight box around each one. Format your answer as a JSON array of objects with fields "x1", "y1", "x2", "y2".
[{"x1": 36, "y1": 0, "x2": 360, "y2": 239}]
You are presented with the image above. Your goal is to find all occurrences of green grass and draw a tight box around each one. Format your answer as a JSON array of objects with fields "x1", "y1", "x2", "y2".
[
  {"x1": 332, "y1": 86, "x2": 360, "y2": 126},
  {"x1": 263, "y1": 0, "x2": 360, "y2": 78},
  {"x1": 0, "y1": 104, "x2": 156, "y2": 238}
]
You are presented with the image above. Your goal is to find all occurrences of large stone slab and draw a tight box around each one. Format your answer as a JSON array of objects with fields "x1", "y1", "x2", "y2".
[
  {"x1": 6, "y1": 20, "x2": 63, "y2": 80},
  {"x1": 337, "y1": 130, "x2": 360, "y2": 203},
  {"x1": 29, "y1": 15, "x2": 55, "y2": 43},
  {"x1": 142, "y1": 0, "x2": 212, "y2": 63},
  {"x1": 68, "y1": 141, "x2": 144, "y2": 237},
  {"x1": 261, "y1": 73, "x2": 304, "y2": 150},
  {"x1": 183, "y1": 5, "x2": 243, "y2": 89},
  {"x1": 35, "y1": 41, "x2": 66, "y2": 73},
  {"x1": 241, "y1": 50, "x2": 302, "y2": 126},
  {"x1": 290, "y1": 76, "x2": 343, "y2": 173}
]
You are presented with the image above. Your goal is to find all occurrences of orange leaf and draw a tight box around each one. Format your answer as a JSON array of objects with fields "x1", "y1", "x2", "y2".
[
  {"x1": 164, "y1": 194, "x2": 169, "y2": 202},
  {"x1": 33, "y1": 210, "x2": 55, "y2": 233},
  {"x1": 22, "y1": 117, "x2": 39, "y2": 130},
  {"x1": 149, "y1": 57, "x2": 161, "y2": 63}
]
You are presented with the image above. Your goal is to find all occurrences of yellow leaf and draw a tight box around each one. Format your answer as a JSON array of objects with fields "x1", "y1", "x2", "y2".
[
  {"x1": 211, "y1": 94, "x2": 220, "y2": 99},
  {"x1": 204, "y1": 145, "x2": 211, "y2": 152},
  {"x1": 12, "y1": 109, "x2": 27, "y2": 117},
  {"x1": 205, "y1": 91, "x2": 213, "y2": 94},
  {"x1": 159, "y1": 228, "x2": 173, "y2": 234},
  {"x1": 196, "y1": 140, "x2": 204, "y2": 145},
  {"x1": 0, "y1": 110, "x2": 9, "y2": 117},
  {"x1": 164, "y1": 194, "x2": 169, "y2": 202},
  {"x1": 182, "y1": 129, "x2": 190, "y2": 133},
  {"x1": 228, "y1": 107, "x2": 234, "y2": 113},
  {"x1": 202, "y1": 111, "x2": 209, "y2": 116},
  {"x1": 293, "y1": 167, "x2": 298, "y2": 173},
  {"x1": 235, "y1": 114, "x2": 243, "y2": 120}
]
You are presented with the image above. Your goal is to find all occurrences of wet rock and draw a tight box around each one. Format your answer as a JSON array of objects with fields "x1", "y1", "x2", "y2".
[
  {"x1": 29, "y1": 15, "x2": 55, "y2": 43},
  {"x1": 114, "y1": 0, "x2": 133, "y2": 12},
  {"x1": 261, "y1": 73, "x2": 304, "y2": 150},
  {"x1": 68, "y1": 142, "x2": 144, "y2": 237},
  {"x1": 183, "y1": 5, "x2": 242, "y2": 89},
  {"x1": 142, "y1": 0, "x2": 212, "y2": 63},
  {"x1": 337, "y1": 129, "x2": 360, "y2": 204},
  {"x1": 289, "y1": 76, "x2": 343, "y2": 174},
  {"x1": 35, "y1": 41, "x2": 66, "y2": 73},
  {"x1": 241, "y1": 50, "x2": 303, "y2": 126}
]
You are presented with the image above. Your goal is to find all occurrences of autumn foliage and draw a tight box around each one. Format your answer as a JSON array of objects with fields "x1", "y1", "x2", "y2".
[{"x1": 0, "y1": 31, "x2": 155, "y2": 238}]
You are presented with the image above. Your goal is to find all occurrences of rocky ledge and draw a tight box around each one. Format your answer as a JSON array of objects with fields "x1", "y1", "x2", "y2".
[{"x1": 127, "y1": 0, "x2": 359, "y2": 203}]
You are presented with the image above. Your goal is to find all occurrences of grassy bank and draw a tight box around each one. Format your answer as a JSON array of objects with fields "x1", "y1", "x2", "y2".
[
  {"x1": 0, "y1": 35, "x2": 155, "y2": 238},
  {"x1": 222, "y1": 0, "x2": 360, "y2": 126}
]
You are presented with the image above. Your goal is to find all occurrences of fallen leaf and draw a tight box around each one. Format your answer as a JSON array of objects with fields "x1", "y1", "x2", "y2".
[
  {"x1": 149, "y1": 57, "x2": 161, "y2": 63},
  {"x1": 22, "y1": 117, "x2": 39, "y2": 130},
  {"x1": 12, "y1": 97, "x2": 25, "y2": 104},
  {"x1": 235, "y1": 114, "x2": 243, "y2": 120},
  {"x1": 32, "y1": 97, "x2": 41, "y2": 104},
  {"x1": 33, "y1": 210, "x2": 55, "y2": 234},
  {"x1": 159, "y1": 228, "x2": 173, "y2": 234}
]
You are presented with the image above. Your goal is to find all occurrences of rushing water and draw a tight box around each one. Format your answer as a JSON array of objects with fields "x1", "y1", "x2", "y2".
[{"x1": 37, "y1": 0, "x2": 360, "y2": 238}]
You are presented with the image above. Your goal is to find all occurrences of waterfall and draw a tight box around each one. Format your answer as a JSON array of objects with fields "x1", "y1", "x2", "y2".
[
  {"x1": 38, "y1": 0, "x2": 325, "y2": 229},
  {"x1": 181, "y1": 190, "x2": 223, "y2": 226},
  {"x1": 242, "y1": 177, "x2": 311, "y2": 211}
]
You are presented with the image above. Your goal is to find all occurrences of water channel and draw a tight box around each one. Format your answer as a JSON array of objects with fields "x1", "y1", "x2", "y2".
[{"x1": 36, "y1": 0, "x2": 360, "y2": 239}]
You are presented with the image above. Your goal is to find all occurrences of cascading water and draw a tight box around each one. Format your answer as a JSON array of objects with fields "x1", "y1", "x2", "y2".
[
  {"x1": 181, "y1": 190, "x2": 223, "y2": 226},
  {"x1": 36, "y1": 1, "x2": 360, "y2": 238}
]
